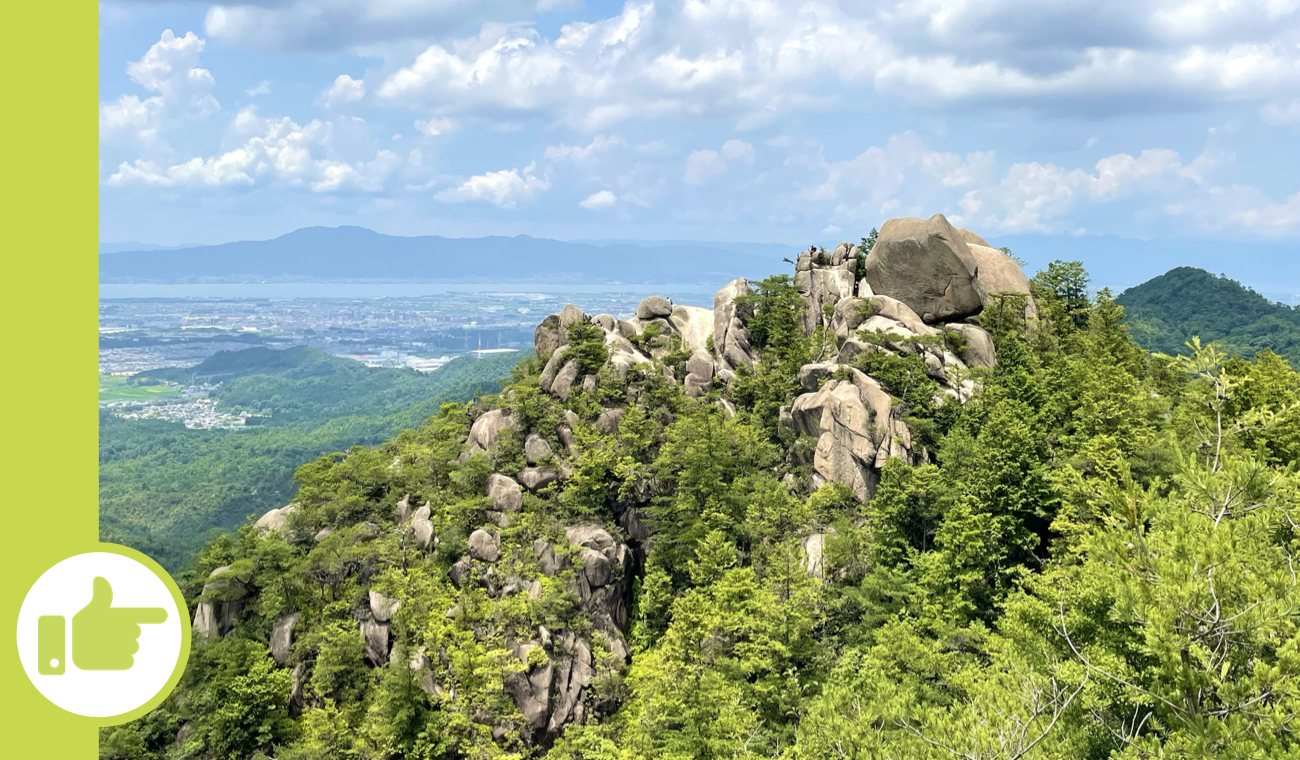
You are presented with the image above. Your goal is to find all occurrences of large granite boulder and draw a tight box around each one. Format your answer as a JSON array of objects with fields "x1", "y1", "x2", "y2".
[
  {"x1": 469, "y1": 529, "x2": 501, "y2": 563},
  {"x1": 713, "y1": 278, "x2": 756, "y2": 374},
  {"x1": 534, "y1": 314, "x2": 564, "y2": 357},
  {"x1": 796, "y1": 243, "x2": 858, "y2": 333},
  {"x1": 466, "y1": 409, "x2": 514, "y2": 455},
  {"x1": 669, "y1": 305, "x2": 713, "y2": 353},
  {"x1": 369, "y1": 591, "x2": 401, "y2": 623},
  {"x1": 410, "y1": 503, "x2": 435, "y2": 550},
  {"x1": 192, "y1": 565, "x2": 246, "y2": 639},
  {"x1": 636, "y1": 296, "x2": 673, "y2": 320},
  {"x1": 487, "y1": 473, "x2": 523, "y2": 512},
  {"x1": 864, "y1": 213, "x2": 986, "y2": 323},
  {"x1": 966, "y1": 243, "x2": 1038, "y2": 320},
  {"x1": 270, "y1": 612, "x2": 300, "y2": 666},
  {"x1": 254, "y1": 504, "x2": 296, "y2": 535},
  {"x1": 524, "y1": 434, "x2": 553, "y2": 465},
  {"x1": 505, "y1": 642, "x2": 554, "y2": 729},
  {"x1": 361, "y1": 619, "x2": 390, "y2": 666},
  {"x1": 944, "y1": 323, "x2": 997, "y2": 368}
]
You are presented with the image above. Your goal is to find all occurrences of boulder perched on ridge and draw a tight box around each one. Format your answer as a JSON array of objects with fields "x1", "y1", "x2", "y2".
[{"x1": 864, "y1": 213, "x2": 986, "y2": 323}]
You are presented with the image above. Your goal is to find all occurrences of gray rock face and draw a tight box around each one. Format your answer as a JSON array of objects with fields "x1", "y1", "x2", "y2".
[
  {"x1": 669, "y1": 305, "x2": 714, "y2": 353},
  {"x1": 595, "y1": 408, "x2": 624, "y2": 435},
  {"x1": 192, "y1": 565, "x2": 245, "y2": 639},
  {"x1": 469, "y1": 529, "x2": 501, "y2": 563},
  {"x1": 955, "y1": 227, "x2": 993, "y2": 248},
  {"x1": 944, "y1": 323, "x2": 997, "y2": 368},
  {"x1": 254, "y1": 504, "x2": 296, "y2": 535},
  {"x1": 802, "y1": 534, "x2": 826, "y2": 579},
  {"x1": 524, "y1": 434, "x2": 553, "y2": 465},
  {"x1": 467, "y1": 409, "x2": 515, "y2": 454},
  {"x1": 534, "y1": 539, "x2": 565, "y2": 576},
  {"x1": 534, "y1": 314, "x2": 564, "y2": 357},
  {"x1": 636, "y1": 295, "x2": 674, "y2": 320},
  {"x1": 797, "y1": 362, "x2": 840, "y2": 392},
  {"x1": 361, "y1": 619, "x2": 390, "y2": 666},
  {"x1": 395, "y1": 494, "x2": 412, "y2": 523},
  {"x1": 566, "y1": 525, "x2": 617, "y2": 554},
  {"x1": 559, "y1": 303, "x2": 587, "y2": 329},
  {"x1": 519, "y1": 467, "x2": 560, "y2": 492},
  {"x1": 411, "y1": 504, "x2": 435, "y2": 550},
  {"x1": 506, "y1": 644, "x2": 554, "y2": 729},
  {"x1": 864, "y1": 213, "x2": 986, "y2": 323},
  {"x1": 796, "y1": 246, "x2": 858, "y2": 333},
  {"x1": 313, "y1": 527, "x2": 334, "y2": 543},
  {"x1": 550, "y1": 360, "x2": 581, "y2": 400},
  {"x1": 271, "y1": 612, "x2": 300, "y2": 666},
  {"x1": 966, "y1": 243, "x2": 1038, "y2": 320},
  {"x1": 790, "y1": 370, "x2": 913, "y2": 502},
  {"x1": 487, "y1": 473, "x2": 524, "y2": 512},
  {"x1": 369, "y1": 590, "x2": 401, "y2": 623},
  {"x1": 547, "y1": 632, "x2": 594, "y2": 733},
  {"x1": 449, "y1": 555, "x2": 474, "y2": 587},
  {"x1": 579, "y1": 547, "x2": 613, "y2": 588},
  {"x1": 713, "y1": 278, "x2": 756, "y2": 373}
]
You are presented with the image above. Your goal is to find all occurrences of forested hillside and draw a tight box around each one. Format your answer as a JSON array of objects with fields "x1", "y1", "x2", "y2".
[
  {"x1": 101, "y1": 349, "x2": 521, "y2": 571},
  {"x1": 102, "y1": 216, "x2": 1300, "y2": 760},
  {"x1": 1119, "y1": 266, "x2": 1300, "y2": 365}
]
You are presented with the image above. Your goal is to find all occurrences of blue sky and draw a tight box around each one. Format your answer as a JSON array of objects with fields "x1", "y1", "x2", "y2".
[{"x1": 100, "y1": 0, "x2": 1300, "y2": 247}]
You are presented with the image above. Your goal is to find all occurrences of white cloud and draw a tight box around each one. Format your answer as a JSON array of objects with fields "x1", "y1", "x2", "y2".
[
  {"x1": 545, "y1": 135, "x2": 626, "y2": 161},
  {"x1": 579, "y1": 189, "x2": 618, "y2": 209},
  {"x1": 434, "y1": 162, "x2": 550, "y2": 207},
  {"x1": 107, "y1": 110, "x2": 404, "y2": 193},
  {"x1": 100, "y1": 30, "x2": 219, "y2": 144},
  {"x1": 369, "y1": 0, "x2": 1300, "y2": 128},
  {"x1": 720, "y1": 139, "x2": 755, "y2": 162},
  {"x1": 321, "y1": 74, "x2": 365, "y2": 108},
  {"x1": 414, "y1": 117, "x2": 457, "y2": 136},
  {"x1": 246, "y1": 80, "x2": 271, "y2": 97}
]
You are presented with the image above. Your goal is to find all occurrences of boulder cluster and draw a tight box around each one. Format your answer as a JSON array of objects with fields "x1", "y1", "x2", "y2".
[{"x1": 228, "y1": 212, "x2": 1034, "y2": 745}]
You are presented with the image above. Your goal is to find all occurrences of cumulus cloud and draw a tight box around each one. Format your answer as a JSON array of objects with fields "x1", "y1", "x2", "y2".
[
  {"x1": 683, "y1": 139, "x2": 755, "y2": 184},
  {"x1": 579, "y1": 189, "x2": 618, "y2": 209},
  {"x1": 434, "y1": 162, "x2": 550, "y2": 207},
  {"x1": 368, "y1": 0, "x2": 1300, "y2": 128},
  {"x1": 100, "y1": 30, "x2": 219, "y2": 143},
  {"x1": 321, "y1": 74, "x2": 365, "y2": 108},
  {"x1": 246, "y1": 80, "x2": 271, "y2": 97},
  {"x1": 545, "y1": 135, "x2": 626, "y2": 161},
  {"x1": 414, "y1": 117, "x2": 457, "y2": 136}
]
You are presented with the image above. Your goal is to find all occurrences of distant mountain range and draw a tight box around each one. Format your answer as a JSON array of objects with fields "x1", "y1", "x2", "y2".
[
  {"x1": 99, "y1": 227, "x2": 792, "y2": 286},
  {"x1": 100, "y1": 226, "x2": 1299, "y2": 300}
]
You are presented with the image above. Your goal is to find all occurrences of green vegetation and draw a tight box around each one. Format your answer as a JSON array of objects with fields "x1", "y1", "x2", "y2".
[
  {"x1": 100, "y1": 374, "x2": 181, "y2": 403},
  {"x1": 104, "y1": 265, "x2": 1300, "y2": 760},
  {"x1": 1119, "y1": 265, "x2": 1300, "y2": 365},
  {"x1": 101, "y1": 348, "x2": 521, "y2": 571}
]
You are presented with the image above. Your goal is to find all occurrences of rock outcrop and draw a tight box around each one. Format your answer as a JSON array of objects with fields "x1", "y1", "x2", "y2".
[
  {"x1": 271, "y1": 612, "x2": 300, "y2": 666},
  {"x1": 864, "y1": 213, "x2": 986, "y2": 323},
  {"x1": 192, "y1": 566, "x2": 246, "y2": 639},
  {"x1": 796, "y1": 242, "x2": 861, "y2": 333}
]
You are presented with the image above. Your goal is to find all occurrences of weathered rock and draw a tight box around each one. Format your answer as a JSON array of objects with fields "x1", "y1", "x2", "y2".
[
  {"x1": 944, "y1": 323, "x2": 997, "y2": 368},
  {"x1": 967, "y1": 243, "x2": 1038, "y2": 320},
  {"x1": 449, "y1": 556, "x2": 474, "y2": 587},
  {"x1": 595, "y1": 408, "x2": 624, "y2": 435},
  {"x1": 566, "y1": 525, "x2": 617, "y2": 556},
  {"x1": 547, "y1": 633, "x2": 594, "y2": 733},
  {"x1": 313, "y1": 527, "x2": 334, "y2": 543},
  {"x1": 864, "y1": 213, "x2": 986, "y2": 323},
  {"x1": 550, "y1": 360, "x2": 580, "y2": 400},
  {"x1": 534, "y1": 539, "x2": 564, "y2": 576},
  {"x1": 796, "y1": 253, "x2": 857, "y2": 333},
  {"x1": 865, "y1": 295, "x2": 938, "y2": 336},
  {"x1": 506, "y1": 654, "x2": 553, "y2": 729},
  {"x1": 579, "y1": 547, "x2": 613, "y2": 588},
  {"x1": 469, "y1": 529, "x2": 501, "y2": 563},
  {"x1": 369, "y1": 590, "x2": 401, "y2": 623},
  {"x1": 636, "y1": 295, "x2": 674, "y2": 320},
  {"x1": 618, "y1": 508, "x2": 650, "y2": 542},
  {"x1": 593, "y1": 313, "x2": 615, "y2": 332},
  {"x1": 534, "y1": 314, "x2": 564, "y2": 357},
  {"x1": 361, "y1": 619, "x2": 390, "y2": 666},
  {"x1": 559, "y1": 303, "x2": 587, "y2": 329},
  {"x1": 487, "y1": 473, "x2": 523, "y2": 512},
  {"x1": 539, "y1": 348, "x2": 566, "y2": 392},
  {"x1": 581, "y1": 374, "x2": 598, "y2": 393},
  {"x1": 395, "y1": 494, "x2": 412, "y2": 523},
  {"x1": 271, "y1": 612, "x2": 300, "y2": 666},
  {"x1": 254, "y1": 504, "x2": 296, "y2": 535},
  {"x1": 519, "y1": 467, "x2": 560, "y2": 492},
  {"x1": 955, "y1": 227, "x2": 993, "y2": 248},
  {"x1": 192, "y1": 565, "x2": 244, "y2": 639},
  {"x1": 802, "y1": 534, "x2": 825, "y2": 579},
  {"x1": 175, "y1": 722, "x2": 192, "y2": 748},
  {"x1": 669, "y1": 305, "x2": 714, "y2": 353},
  {"x1": 524, "y1": 434, "x2": 553, "y2": 465},
  {"x1": 467, "y1": 409, "x2": 515, "y2": 453},
  {"x1": 713, "y1": 278, "x2": 756, "y2": 371},
  {"x1": 797, "y1": 362, "x2": 840, "y2": 392},
  {"x1": 411, "y1": 504, "x2": 435, "y2": 550},
  {"x1": 557, "y1": 424, "x2": 576, "y2": 453}
]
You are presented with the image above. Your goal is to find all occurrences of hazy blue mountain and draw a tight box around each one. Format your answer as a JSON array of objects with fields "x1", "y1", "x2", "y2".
[
  {"x1": 99, "y1": 241, "x2": 197, "y2": 254},
  {"x1": 100, "y1": 226, "x2": 794, "y2": 285}
]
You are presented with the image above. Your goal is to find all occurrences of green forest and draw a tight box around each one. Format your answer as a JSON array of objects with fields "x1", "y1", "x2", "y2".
[
  {"x1": 101, "y1": 348, "x2": 521, "y2": 571},
  {"x1": 101, "y1": 259, "x2": 1300, "y2": 760},
  {"x1": 1118, "y1": 266, "x2": 1300, "y2": 366}
]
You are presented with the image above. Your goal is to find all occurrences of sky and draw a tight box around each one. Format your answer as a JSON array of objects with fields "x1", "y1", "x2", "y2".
[{"x1": 99, "y1": 0, "x2": 1300, "y2": 248}]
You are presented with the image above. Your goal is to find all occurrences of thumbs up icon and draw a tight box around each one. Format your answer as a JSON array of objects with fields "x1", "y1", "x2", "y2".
[{"x1": 38, "y1": 577, "x2": 169, "y2": 674}]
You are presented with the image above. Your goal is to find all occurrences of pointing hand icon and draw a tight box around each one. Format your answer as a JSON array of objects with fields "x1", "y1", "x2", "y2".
[{"x1": 70, "y1": 577, "x2": 168, "y2": 670}]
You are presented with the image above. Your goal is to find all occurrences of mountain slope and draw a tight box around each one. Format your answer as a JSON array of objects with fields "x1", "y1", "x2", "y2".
[
  {"x1": 1117, "y1": 266, "x2": 1300, "y2": 364},
  {"x1": 100, "y1": 349, "x2": 521, "y2": 571},
  {"x1": 99, "y1": 226, "x2": 791, "y2": 284}
]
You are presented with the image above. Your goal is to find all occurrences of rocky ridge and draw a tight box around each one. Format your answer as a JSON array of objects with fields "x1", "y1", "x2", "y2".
[{"x1": 209, "y1": 213, "x2": 1033, "y2": 751}]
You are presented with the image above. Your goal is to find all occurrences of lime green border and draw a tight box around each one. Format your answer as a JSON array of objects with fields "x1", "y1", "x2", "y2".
[{"x1": 0, "y1": 1, "x2": 98, "y2": 753}]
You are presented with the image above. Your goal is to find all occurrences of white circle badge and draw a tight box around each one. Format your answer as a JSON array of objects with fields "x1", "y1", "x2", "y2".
[{"x1": 16, "y1": 548, "x2": 190, "y2": 721}]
